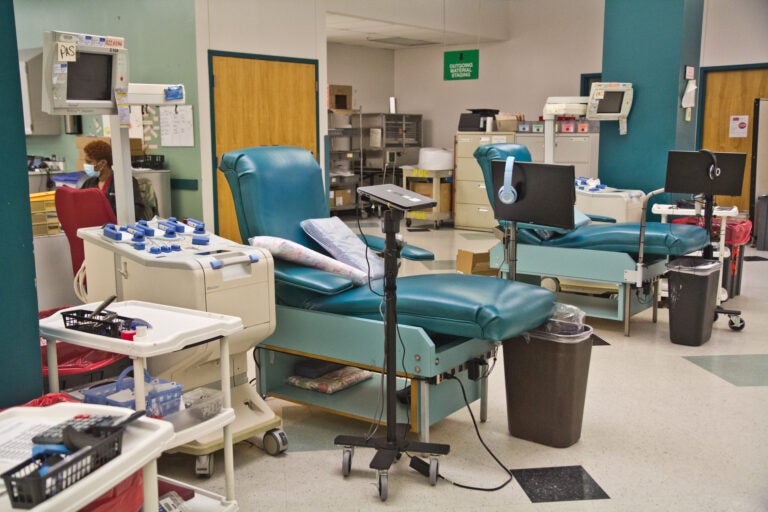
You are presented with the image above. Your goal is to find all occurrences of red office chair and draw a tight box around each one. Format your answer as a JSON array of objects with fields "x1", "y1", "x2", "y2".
[
  {"x1": 48, "y1": 187, "x2": 127, "y2": 389},
  {"x1": 55, "y1": 187, "x2": 117, "y2": 277}
]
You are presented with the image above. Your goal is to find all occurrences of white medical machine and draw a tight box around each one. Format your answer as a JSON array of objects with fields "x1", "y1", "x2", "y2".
[
  {"x1": 542, "y1": 82, "x2": 634, "y2": 164},
  {"x1": 79, "y1": 217, "x2": 285, "y2": 473},
  {"x1": 574, "y1": 181, "x2": 645, "y2": 223},
  {"x1": 41, "y1": 30, "x2": 184, "y2": 226}
]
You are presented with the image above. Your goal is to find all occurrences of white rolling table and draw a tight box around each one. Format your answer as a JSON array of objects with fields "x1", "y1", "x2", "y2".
[
  {"x1": 39, "y1": 300, "x2": 244, "y2": 510},
  {"x1": 0, "y1": 402, "x2": 172, "y2": 512},
  {"x1": 652, "y1": 204, "x2": 738, "y2": 304}
]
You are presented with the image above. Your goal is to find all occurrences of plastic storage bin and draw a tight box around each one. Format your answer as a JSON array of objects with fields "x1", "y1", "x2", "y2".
[
  {"x1": 667, "y1": 257, "x2": 721, "y2": 346},
  {"x1": 502, "y1": 316, "x2": 593, "y2": 448}
]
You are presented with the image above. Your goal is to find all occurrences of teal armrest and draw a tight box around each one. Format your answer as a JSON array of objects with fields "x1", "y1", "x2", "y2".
[
  {"x1": 587, "y1": 214, "x2": 617, "y2": 223},
  {"x1": 359, "y1": 234, "x2": 435, "y2": 261},
  {"x1": 274, "y1": 261, "x2": 355, "y2": 295}
]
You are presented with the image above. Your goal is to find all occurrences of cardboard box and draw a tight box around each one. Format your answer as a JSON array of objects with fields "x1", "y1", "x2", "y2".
[
  {"x1": 410, "y1": 181, "x2": 451, "y2": 213},
  {"x1": 330, "y1": 188, "x2": 354, "y2": 207},
  {"x1": 496, "y1": 119, "x2": 519, "y2": 132},
  {"x1": 328, "y1": 85, "x2": 353, "y2": 110},
  {"x1": 456, "y1": 249, "x2": 497, "y2": 276}
]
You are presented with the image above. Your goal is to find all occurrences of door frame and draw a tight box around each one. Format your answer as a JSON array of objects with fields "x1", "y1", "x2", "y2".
[
  {"x1": 207, "y1": 50, "x2": 319, "y2": 233},
  {"x1": 697, "y1": 62, "x2": 768, "y2": 218}
]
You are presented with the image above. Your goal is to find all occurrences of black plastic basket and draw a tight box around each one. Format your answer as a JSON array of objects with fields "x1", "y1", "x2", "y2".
[
  {"x1": 60, "y1": 309, "x2": 133, "y2": 338},
  {"x1": 1, "y1": 428, "x2": 124, "y2": 509}
]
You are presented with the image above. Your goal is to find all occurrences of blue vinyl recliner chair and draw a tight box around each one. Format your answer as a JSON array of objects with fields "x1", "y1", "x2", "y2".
[
  {"x1": 218, "y1": 145, "x2": 556, "y2": 440},
  {"x1": 474, "y1": 143, "x2": 710, "y2": 336}
]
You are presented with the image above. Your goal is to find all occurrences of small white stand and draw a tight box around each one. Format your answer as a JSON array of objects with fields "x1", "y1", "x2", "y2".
[
  {"x1": 39, "y1": 300, "x2": 244, "y2": 510},
  {"x1": 652, "y1": 204, "x2": 738, "y2": 305}
]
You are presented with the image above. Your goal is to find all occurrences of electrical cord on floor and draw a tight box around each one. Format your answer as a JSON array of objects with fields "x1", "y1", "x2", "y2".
[{"x1": 408, "y1": 374, "x2": 514, "y2": 492}]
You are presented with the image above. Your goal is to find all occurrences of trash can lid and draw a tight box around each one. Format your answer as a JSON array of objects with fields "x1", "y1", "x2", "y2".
[
  {"x1": 529, "y1": 321, "x2": 593, "y2": 343},
  {"x1": 667, "y1": 257, "x2": 720, "y2": 275}
]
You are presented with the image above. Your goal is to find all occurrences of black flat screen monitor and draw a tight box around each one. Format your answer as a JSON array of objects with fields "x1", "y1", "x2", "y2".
[
  {"x1": 665, "y1": 150, "x2": 746, "y2": 196},
  {"x1": 490, "y1": 160, "x2": 575, "y2": 230}
]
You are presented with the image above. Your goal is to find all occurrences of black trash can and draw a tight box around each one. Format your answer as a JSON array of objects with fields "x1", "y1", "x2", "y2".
[
  {"x1": 503, "y1": 319, "x2": 593, "y2": 448},
  {"x1": 667, "y1": 257, "x2": 721, "y2": 346}
]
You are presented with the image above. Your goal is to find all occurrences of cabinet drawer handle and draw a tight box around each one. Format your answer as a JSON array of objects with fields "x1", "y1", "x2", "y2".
[{"x1": 478, "y1": 208, "x2": 489, "y2": 213}]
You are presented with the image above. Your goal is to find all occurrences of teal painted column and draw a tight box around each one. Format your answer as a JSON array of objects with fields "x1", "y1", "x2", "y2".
[
  {"x1": 599, "y1": 0, "x2": 703, "y2": 192},
  {"x1": 0, "y1": 0, "x2": 44, "y2": 407}
]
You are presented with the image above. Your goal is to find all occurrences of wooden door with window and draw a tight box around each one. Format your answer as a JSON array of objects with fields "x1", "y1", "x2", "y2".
[
  {"x1": 701, "y1": 67, "x2": 768, "y2": 213},
  {"x1": 211, "y1": 53, "x2": 318, "y2": 241}
]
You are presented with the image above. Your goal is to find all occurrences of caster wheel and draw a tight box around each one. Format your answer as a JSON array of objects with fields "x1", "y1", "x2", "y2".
[
  {"x1": 341, "y1": 447, "x2": 353, "y2": 477},
  {"x1": 406, "y1": 218, "x2": 412, "y2": 227},
  {"x1": 262, "y1": 428, "x2": 288, "y2": 455},
  {"x1": 728, "y1": 315, "x2": 746, "y2": 331},
  {"x1": 195, "y1": 453, "x2": 214, "y2": 477},
  {"x1": 429, "y1": 457, "x2": 439, "y2": 486},
  {"x1": 378, "y1": 471, "x2": 388, "y2": 501}
]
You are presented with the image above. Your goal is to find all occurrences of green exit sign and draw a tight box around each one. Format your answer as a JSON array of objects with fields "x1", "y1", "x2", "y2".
[{"x1": 444, "y1": 50, "x2": 479, "y2": 81}]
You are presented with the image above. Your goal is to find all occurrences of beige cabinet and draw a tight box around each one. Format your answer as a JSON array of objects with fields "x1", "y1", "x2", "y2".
[
  {"x1": 453, "y1": 132, "x2": 515, "y2": 231},
  {"x1": 515, "y1": 133, "x2": 600, "y2": 178}
]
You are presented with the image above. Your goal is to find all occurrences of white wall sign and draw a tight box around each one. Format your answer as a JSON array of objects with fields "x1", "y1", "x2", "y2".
[{"x1": 729, "y1": 115, "x2": 749, "y2": 138}]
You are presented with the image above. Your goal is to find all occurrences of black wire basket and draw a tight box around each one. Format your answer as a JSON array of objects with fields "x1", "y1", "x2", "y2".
[
  {"x1": 60, "y1": 309, "x2": 133, "y2": 338},
  {"x1": 1, "y1": 428, "x2": 124, "y2": 509}
]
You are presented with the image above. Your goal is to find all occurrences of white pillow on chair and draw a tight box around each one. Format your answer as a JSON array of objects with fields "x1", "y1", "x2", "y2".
[
  {"x1": 249, "y1": 235, "x2": 369, "y2": 285},
  {"x1": 300, "y1": 216, "x2": 385, "y2": 280}
]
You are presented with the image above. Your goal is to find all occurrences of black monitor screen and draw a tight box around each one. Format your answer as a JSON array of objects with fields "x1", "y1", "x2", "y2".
[
  {"x1": 66, "y1": 52, "x2": 113, "y2": 101},
  {"x1": 596, "y1": 91, "x2": 624, "y2": 114},
  {"x1": 491, "y1": 160, "x2": 575, "y2": 230},
  {"x1": 665, "y1": 150, "x2": 746, "y2": 196}
]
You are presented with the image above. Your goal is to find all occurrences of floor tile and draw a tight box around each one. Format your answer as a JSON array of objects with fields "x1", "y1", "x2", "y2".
[
  {"x1": 511, "y1": 465, "x2": 610, "y2": 503},
  {"x1": 684, "y1": 354, "x2": 768, "y2": 386}
]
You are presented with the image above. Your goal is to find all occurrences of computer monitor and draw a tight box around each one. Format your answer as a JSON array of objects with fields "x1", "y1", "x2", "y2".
[
  {"x1": 585, "y1": 82, "x2": 633, "y2": 121},
  {"x1": 665, "y1": 150, "x2": 746, "y2": 196},
  {"x1": 490, "y1": 160, "x2": 575, "y2": 230},
  {"x1": 42, "y1": 30, "x2": 129, "y2": 115}
]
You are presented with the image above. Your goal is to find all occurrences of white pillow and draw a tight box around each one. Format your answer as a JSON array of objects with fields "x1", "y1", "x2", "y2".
[
  {"x1": 249, "y1": 236, "x2": 368, "y2": 285},
  {"x1": 300, "y1": 216, "x2": 385, "y2": 280}
]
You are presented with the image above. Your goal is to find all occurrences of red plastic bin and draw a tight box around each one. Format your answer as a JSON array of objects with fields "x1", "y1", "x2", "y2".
[{"x1": 671, "y1": 216, "x2": 752, "y2": 246}]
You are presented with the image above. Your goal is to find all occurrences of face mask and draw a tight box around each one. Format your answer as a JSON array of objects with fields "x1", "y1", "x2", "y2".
[{"x1": 83, "y1": 163, "x2": 98, "y2": 178}]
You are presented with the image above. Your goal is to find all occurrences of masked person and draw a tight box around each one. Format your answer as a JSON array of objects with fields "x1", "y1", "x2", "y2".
[{"x1": 81, "y1": 139, "x2": 151, "y2": 221}]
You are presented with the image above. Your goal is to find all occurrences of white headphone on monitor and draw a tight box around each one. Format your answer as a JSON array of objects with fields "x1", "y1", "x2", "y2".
[
  {"x1": 498, "y1": 156, "x2": 518, "y2": 204},
  {"x1": 701, "y1": 149, "x2": 721, "y2": 181}
]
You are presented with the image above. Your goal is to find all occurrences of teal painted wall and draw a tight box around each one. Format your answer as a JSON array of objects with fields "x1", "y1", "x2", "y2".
[
  {"x1": 14, "y1": 0, "x2": 202, "y2": 218},
  {"x1": 599, "y1": 0, "x2": 703, "y2": 193},
  {"x1": 1, "y1": 0, "x2": 44, "y2": 407}
]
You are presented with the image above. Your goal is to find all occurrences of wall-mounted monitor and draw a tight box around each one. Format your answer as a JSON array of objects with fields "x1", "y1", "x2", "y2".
[
  {"x1": 42, "y1": 30, "x2": 129, "y2": 115},
  {"x1": 585, "y1": 82, "x2": 633, "y2": 121}
]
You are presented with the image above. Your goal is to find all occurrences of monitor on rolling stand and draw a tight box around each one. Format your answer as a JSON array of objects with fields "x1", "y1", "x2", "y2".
[
  {"x1": 490, "y1": 159, "x2": 576, "y2": 279},
  {"x1": 665, "y1": 149, "x2": 747, "y2": 328}
]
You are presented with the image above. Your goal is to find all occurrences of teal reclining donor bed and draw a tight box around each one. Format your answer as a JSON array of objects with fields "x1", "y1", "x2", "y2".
[
  {"x1": 473, "y1": 143, "x2": 710, "y2": 336},
  {"x1": 219, "y1": 145, "x2": 555, "y2": 439}
]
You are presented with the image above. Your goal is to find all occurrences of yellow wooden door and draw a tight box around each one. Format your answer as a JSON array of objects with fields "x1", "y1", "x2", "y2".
[
  {"x1": 211, "y1": 54, "x2": 318, "y2": 241},
  {"x1": 701, "y1": 68, "x2": 768, "y2": 212}
]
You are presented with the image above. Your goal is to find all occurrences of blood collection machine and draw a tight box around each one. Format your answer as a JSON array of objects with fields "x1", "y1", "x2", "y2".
[{"x1": 79, "y1": 217, "x2": 284, "y2": 474}]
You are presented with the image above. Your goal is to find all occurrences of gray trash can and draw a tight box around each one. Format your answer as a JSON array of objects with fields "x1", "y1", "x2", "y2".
[
  {"x1": 503, "y1": 318, "x2": 593, "y2": 448},
  {"x1": 666, "y1": 257, "x2": 721, "y2": 346}
]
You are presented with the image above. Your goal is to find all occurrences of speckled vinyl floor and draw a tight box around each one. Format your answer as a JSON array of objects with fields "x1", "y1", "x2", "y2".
[{"x1": 158, "y1": 222, "x2": 768, "y2": 512}]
